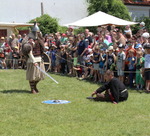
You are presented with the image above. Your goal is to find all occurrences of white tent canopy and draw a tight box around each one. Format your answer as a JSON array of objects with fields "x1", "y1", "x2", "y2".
[{"x1": 64, "y1": 11, "x2": 138, "y2": 27}]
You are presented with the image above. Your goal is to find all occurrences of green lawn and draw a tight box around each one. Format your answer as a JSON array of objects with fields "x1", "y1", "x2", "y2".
[{"x1": 0, "y1": 70, "x2": 149, "y2": 136}]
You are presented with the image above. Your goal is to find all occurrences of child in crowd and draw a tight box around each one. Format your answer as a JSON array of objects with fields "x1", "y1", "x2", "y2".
[
  {"x1": 72, "y1": 51, "x2": 78, "y2": 76},
  {"x1": 135, "y1": 51, "x2": 145, "y2": 90},
  {"x1": 126, "y1": 49, "x2": 136, "y2": 88},
  {"x1": 44, "y1": 46, "x2": 50, "y2": 55},
  {"x1": 73, "y1": 63, "x2": 82, "y2": 79},
  {"x1": 55, "y1": 47, "x2": 61, "y2": 73},
  {"x1": 134, "y1": 43, "x2": 143, "y2": 52},
  {"x1": 83, "y1": 48, "x2": 93, "y2": 79},
  {"x1": 84, "y1": 62, "x2": 93, "y2": 79},
  {"x1": 92, "y1": 46, "x2": 100, "y2": 82},
  {"x1": 60, "y1": 45, "x2": 67, "y2": 75},
  {"x1": 50, "y1": 45, "x2": 57, "y2": 72},
  {"x1": 116, "y1": 44, "x2": 126, "y2": 82},
  {"x1": 99, "y1": 48, "x2": 106, "y2": 83},
  {"x1": 12, "y1": 46, "x2": 20, "y2": 69},
  {"x1": 105, "y1": 46, "x2": 116, "y2": 70}
]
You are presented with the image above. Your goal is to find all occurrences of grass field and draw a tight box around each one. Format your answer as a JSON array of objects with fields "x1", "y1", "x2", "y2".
[{"x1": 0, "y1": 70, "x2": 150, "y2": 136}]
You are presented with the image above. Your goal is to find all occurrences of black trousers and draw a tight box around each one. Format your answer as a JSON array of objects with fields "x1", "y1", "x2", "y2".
[{"x1": 61, "y1": 63, "x2": 66, "y2": 74}]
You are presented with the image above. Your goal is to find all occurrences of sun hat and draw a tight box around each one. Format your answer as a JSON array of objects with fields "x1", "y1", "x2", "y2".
[
  {"x1": 142, "y1": 32, "x2": 150, "y2": 38},
  {"x1": 108, "y1": 46, "x2": 113, "y2": 51},
  {"x1": 140, "y1": 22, "x2": 145, "y2": 26}
]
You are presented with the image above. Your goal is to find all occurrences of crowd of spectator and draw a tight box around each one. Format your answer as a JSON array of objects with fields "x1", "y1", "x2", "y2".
[{"x1": 0, "y1": 22, "x2": 150, "y2": 92}]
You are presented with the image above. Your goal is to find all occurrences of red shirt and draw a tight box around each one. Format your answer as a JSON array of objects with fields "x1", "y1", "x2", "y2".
[
  {"x1": 4, "y1": 43, "x2": 11, "y2": 53},
  {"x1": 125, "y1": 47, "x2": 136, "y2": 65}
]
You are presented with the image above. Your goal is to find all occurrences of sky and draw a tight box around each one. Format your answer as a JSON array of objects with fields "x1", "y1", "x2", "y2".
[{"x1": 0, "y1": 0, "x2": 88, "y2": 25}]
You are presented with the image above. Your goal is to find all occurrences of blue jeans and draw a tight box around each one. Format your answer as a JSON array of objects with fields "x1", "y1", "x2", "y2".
[{"x1": 129, "y1": 69, "x2": 135, "y2": 88}]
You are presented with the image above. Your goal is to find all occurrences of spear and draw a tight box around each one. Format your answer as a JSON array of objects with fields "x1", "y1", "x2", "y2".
[{"x1": 36, "y1": 65, "x2": 59, "y2": 84}]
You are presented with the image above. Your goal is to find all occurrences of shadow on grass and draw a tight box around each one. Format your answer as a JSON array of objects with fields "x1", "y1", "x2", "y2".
[{"x1": 1, "y1": 89, "x2": 31, "y2": 94}]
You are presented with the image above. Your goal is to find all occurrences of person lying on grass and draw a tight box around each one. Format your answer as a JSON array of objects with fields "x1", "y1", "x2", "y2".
[{"x1": 91, "y1": 70, "x2": 128, "y2": 104}]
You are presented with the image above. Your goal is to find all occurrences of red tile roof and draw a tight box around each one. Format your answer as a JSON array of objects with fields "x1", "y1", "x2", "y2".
[{"x1": 123, "y1": 0, "x2": 150, "y2": 6}]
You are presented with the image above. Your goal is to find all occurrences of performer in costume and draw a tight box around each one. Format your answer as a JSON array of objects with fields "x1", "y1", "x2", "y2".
[
  {"x1": 22, "y1": 22, "x2": 45, "y2": 94},
  {"x1": 91, "y1": 70, "x2": 128, "y2": 104}
]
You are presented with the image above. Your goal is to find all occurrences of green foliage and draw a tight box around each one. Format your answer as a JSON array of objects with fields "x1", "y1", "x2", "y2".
[
  {"x1": 17, "y1": 26, "x2": 30, "y2": 31},
  {"x1": 74, "y1": 27, "x2": 85, "y2": 35},
  {"x1": 57, "y1": 26, "x2": 85, "y2": 35},
  {"x1": 132, "y1": 16, "x2": 150, "y2": 34},
  {"x1": 142, "y1": 17, "x2": 150, "y2": 32},
  {"x1": 58, "y1": 26, "x2": 68, "y2": 33},
  {"x1": 0, "y1": 70, "x2": 150, "y2": 136},
  {"x1": 29, "y1": 14, "x2": 59, "y2": 35},
  {"x1": 87, "y1": 0, "x2": 131, "y2": 21}
]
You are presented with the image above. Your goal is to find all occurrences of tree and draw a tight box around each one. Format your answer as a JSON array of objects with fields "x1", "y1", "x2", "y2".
[
  {"x1": 87, "y1": 0, "x2": 131, "y2": 21},
  {"x1": 30, "y1": 14, "x2": 59, "y2": 35},
  {"x1": 132, "y1": 16, "x2": 150, "y2": 34}
]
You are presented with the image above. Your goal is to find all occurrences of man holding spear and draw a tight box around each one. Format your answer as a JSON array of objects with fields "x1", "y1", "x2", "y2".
[{"x1": 22, "y1": 22, "x2": 45, "y2": 94}]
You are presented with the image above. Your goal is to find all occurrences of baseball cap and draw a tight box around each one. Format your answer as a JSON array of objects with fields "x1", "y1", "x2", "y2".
[{"x1": 135, "y1": 44, "x2": 142, "y2": 49}]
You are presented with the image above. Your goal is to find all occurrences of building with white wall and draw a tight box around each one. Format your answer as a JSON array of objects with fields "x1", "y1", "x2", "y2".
[
  {"x1": 0, "y1": 22, "x2": 33, "y2": 37},
  {"x1": 124, "y1": 0, "x2": 150, "y2": 21}
]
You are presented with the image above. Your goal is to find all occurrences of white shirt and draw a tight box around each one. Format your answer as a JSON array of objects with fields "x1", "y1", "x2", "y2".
[{"x1": 144, "y1": 54, "x2": 150, "y2": 68}]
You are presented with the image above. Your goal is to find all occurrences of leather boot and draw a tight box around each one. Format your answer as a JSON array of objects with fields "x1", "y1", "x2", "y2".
[
  {"x1": 29, "y1": 81, "x2": 37, "y2": 94},
  {"x1": 35, "y1": 81, "x2": 39, "y2": 93}
]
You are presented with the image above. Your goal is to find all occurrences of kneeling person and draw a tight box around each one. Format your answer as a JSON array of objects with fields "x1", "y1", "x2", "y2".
[{"x1": 91, "y1": 70, "x2": 128, "y2": 104}]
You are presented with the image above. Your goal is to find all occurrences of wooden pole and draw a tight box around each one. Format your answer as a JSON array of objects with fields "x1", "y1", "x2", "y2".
[{"x1": 41, "y1": 2, "x2": 44, "y2": 16}]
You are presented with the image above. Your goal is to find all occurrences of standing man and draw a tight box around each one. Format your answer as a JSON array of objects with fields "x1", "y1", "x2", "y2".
[
  {"x1": 22, "y1": 22, "x2": 45, "y2": 94},
  {"x1": 85, "y1": 29, "x2": 93, "y2": 48},
  {"x1": 91, "y1": 70, "x2": 128, "y2": 104},
  {"x1": 77, "y1": 34, "x2": 88, "y2": 66},
  {"x1": 9, "y1": 33, "x2": 20, "y2": 51},
  {"x1": 8, "y1": 34, "x2": 19, "y2": 68}
]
